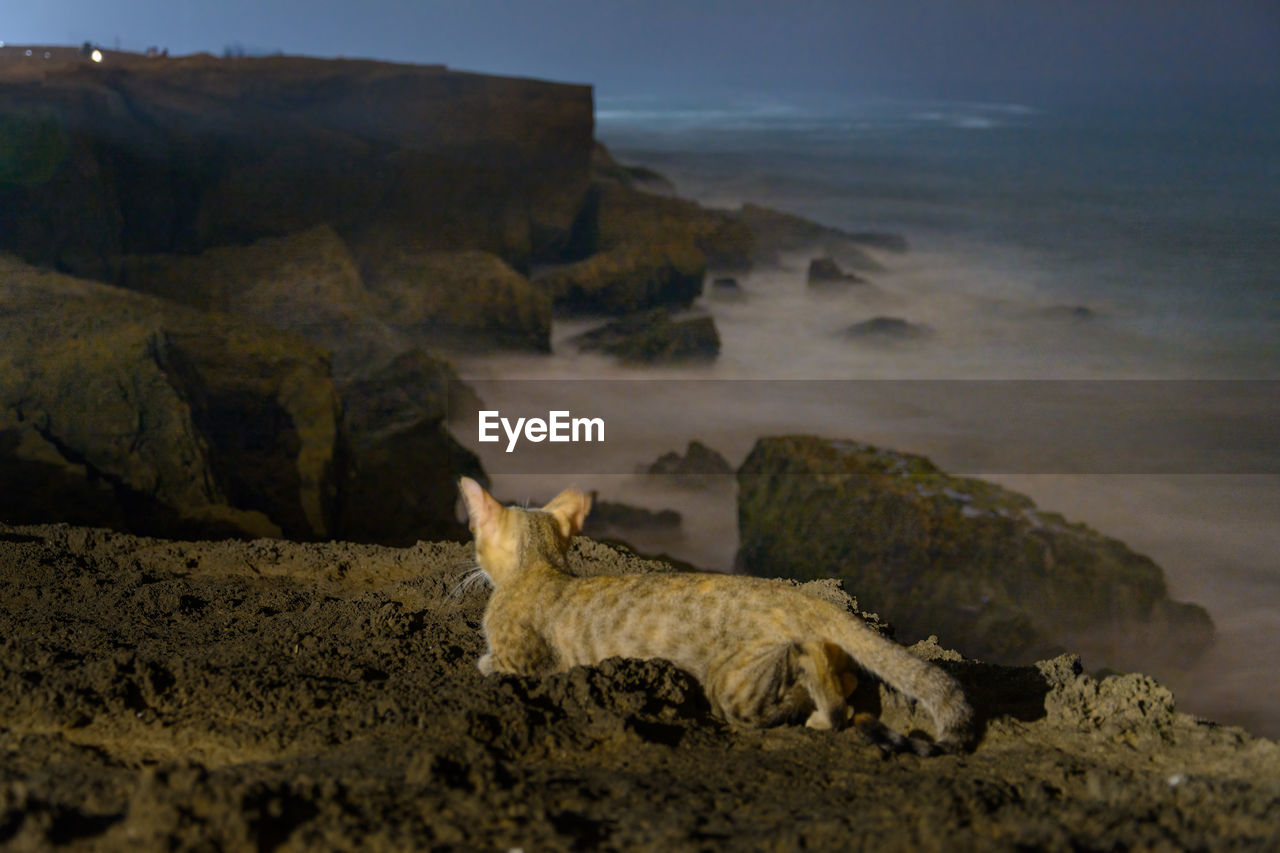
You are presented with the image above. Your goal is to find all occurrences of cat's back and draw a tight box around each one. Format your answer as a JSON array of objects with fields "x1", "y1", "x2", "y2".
[{"x1": 545, "y1": 570, "x2": 837, "y2": 669}]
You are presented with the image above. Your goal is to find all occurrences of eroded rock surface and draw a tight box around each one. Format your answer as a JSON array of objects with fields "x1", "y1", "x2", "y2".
[
  {"x1": 0, "y1": 54, "x2": 594, "y2": 277},
  {"x1": 737, "y1": 436, "x2": 1215, "y2": 670},
  {"x1": 0, "y1": 257, "x2": 340, "y2": 540},
  {"x1": 571, "y1": 309, "x2": 721, "y2": 363}
]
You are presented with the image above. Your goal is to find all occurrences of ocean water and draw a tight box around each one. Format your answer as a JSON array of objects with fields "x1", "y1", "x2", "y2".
[
  {"x1": 594, "y1": 90, "x2": 1280, "y2": 379},
  {"x1": 454, "y1": 89, "x2": 1280, "y2": 735}
]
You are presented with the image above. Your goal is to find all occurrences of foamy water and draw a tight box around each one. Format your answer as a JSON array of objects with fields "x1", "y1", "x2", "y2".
[{"x1": 454, "y1": 93, "x2": 1280, "y2": 735}]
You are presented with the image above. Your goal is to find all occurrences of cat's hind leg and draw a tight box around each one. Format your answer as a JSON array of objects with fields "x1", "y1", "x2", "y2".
[
  {"x1": 705, "y1": 641, "x2": 851, "y2": 730},
  {"x1": 793, "y1": 641, "x2": 855, "y2": 731},
  {"x1": 704, "y1": 644, "x2": 804, "y2": 728}
]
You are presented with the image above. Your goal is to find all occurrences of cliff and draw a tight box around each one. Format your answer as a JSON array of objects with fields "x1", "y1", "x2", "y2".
[{"x1": 0, "y1": 53, "x2": 594, "y2": 279}]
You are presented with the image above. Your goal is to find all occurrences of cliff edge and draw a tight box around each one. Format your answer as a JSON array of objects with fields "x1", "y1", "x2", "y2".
[{"x1": 0, "y1": 52, "x2": 594, "y2": 278}]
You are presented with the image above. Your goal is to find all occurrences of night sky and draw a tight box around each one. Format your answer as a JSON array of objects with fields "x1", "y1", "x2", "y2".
[{"x1": 5, "y1": 1, "x2": 1278, "y2": 99}]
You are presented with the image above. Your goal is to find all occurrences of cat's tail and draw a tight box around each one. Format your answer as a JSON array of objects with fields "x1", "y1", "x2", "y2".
[{"x1": 827, "y1": 614, "x2": 975, "y2": 752}]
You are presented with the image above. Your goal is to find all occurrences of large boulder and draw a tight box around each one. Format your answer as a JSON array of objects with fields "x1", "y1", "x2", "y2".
[
  {"x1": 807, "y1": 256, "x2": 865, "y2": 285},
  {"x1": 540, "y1": 243, "x2": 707, "y2": 315},
  {"x1": 0, "y1": 54, "x2": 593, "y2": 278},
  {"x1": 117, "y1": 225, "x2": 397, "y2": 377},
  {"x1": 543, "y1": 171, "x2": 754, "y2": 315},
  {"x1": 363, "y1": 249, "x2": 551, "y2": 352},
  {"x1": 0, "y1": 256, "x2": 342, "y2": 539},
  {"x1": 736, "y1": 436, "x2": 1214, "y2": 670},
  {"x1": 571, "y1": 309, "x2": 720, "y2": 363},
  {"x1": 335, "y1": 348, "x2": 484, "y2": 545},
  {"x1": 119, "y1": 228, "x2": 549, "y2": 363},
  {"x1": 592, "y1": 182, "x2": 753, "y2": 271}
]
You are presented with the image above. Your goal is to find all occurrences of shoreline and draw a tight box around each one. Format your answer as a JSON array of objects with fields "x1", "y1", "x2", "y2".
[{"x1": 452, "y1": 229, "x2": 1280, "y2": 737}]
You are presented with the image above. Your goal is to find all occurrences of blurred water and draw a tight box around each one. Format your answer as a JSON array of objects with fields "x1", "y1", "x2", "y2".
[{"x1": 454, "y1": 90, "x2": 1280, "y2": 736}]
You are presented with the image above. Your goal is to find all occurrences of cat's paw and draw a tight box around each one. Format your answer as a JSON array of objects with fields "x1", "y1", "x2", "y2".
[{"x1": 804, "y1": 710, "x2": 835, "y2": 730}]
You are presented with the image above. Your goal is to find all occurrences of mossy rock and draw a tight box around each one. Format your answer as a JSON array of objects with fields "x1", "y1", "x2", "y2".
[
  {"x1": 571, "y1": 309, "x2": 720, "y2": 364},
  {"x1": 0, "y1": 256, "x2": 341, "y2": 540},
  {"x1": 540, "y1": 243, "x2": 707, "y2": 315},
  {"x1": 736, "y1": 435, "x2": 1214, "y2": 670},
  {"x1": 366, "y1": 249, "x2": 551, "y2": 352},
  {"x1": 118, "y1": 225, "x2": 394, "y2": 378},
  {"x1": 336, "y1": 348, "x2": 485, "y2": 546},
  {"x1": 593, "y1": 182, "x2": 754, "y2": 271}
]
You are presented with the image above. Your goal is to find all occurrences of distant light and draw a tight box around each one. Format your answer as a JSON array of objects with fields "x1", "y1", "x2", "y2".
[
  {"x1": 43, "y1": 51, "x2": 51, "y2": 59},
  {"x1": 25, "y1": 49, "x2": 32, "y2": 57},
  {"x1": 91, "y1": 49, "x2": 103, "y2": 63}
]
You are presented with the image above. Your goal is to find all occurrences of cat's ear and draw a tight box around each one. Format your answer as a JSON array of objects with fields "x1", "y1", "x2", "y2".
[
  {"x1": 543, "y1": 487, "x2": 591, "y2": 538},
  {"x1": 459, "y1": 477, "x2": 501, "y2": 536}
]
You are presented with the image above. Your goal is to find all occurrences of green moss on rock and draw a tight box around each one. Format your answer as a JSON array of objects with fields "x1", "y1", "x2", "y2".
[
  {"x1": 540, "y1": 243, "x2": 707, "y2": 315},
  {"x1": 736, "y1": 435, "x2": 1214, "y2": 671},
  {"x1": 366, "y1": 249, "x2": 551, "y2": 352},
  {"x1": 0, "y1": 256, "x2": 341, "y2": 540}
]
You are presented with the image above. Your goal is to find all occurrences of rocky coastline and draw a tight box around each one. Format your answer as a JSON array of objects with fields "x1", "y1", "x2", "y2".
[{"x1": 1, "y1": 50, "x2": 1275, "y2": 848}]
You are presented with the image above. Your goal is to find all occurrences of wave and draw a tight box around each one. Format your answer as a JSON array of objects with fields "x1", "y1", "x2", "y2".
[{"x1": 597, "y1": 95, "x2": 1037, "y2": 135}]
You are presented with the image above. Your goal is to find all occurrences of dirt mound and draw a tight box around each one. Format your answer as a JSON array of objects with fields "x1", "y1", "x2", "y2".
[{"x1": 1, "y1": 523, "x2": 1276, "y2": 849}]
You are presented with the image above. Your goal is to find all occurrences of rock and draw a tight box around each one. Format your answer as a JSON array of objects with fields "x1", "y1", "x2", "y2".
[
  {"x1": 647, "y1": 440, "x2": 734, "y2": 477},
  {"x1": 540, "y1": 243, "x2": 707, "y2": 315},
  {"x1": 571, "y1": 309, "x2": 720, "y2": 364},
  {"x1": 117, "y1": 225, "x2": 398, "y2": 378},
  {"x1": 736, "y1": 436, "x2": 1215, "y2": 670},
  {"x1": 363, "y1": 249, "x2": 551, "y2": 352},
  {"x1": 843, "y1": 316, "x2": 933, "y2": 341},
  {"x1": 709, "y1": 276, "x2": 745, "y2": 301},
  {"x1": 739, "y1": 202, "x2": 905, "y2": 268},
  {"x1": 591, "y1": 142, "x2": 676, "y2": 197},
  {"x1": 0, "y1": 256, "x2": 341, "y2": 539},
  {"x1": 335, "y1": 348, "x2": 485, "y2": 545},
  {"x1": 338, "y1": 347, "x2": 470, "y2": 438},
  {"x1": 120, "y1": 228, "x2": 551, "y2": 357},
  {"x1": 547, "y1": 178, "x2": 755, "y2": 316},
  {"x1": 0, "y1": 54, "x2": 593, "y2": 278},
  {"x1": 1042, "y1": 304, "x2": 1098, "y2": 322},
  {"x1": 807, "y1": 256, "x2": 865, "y2": 285},
  {"x1": 583, "y1": 494, "x2": 682, "y2": 537},
  {"x1": 337, "y1": 419, "x2": 482, "y2": 546},
  {"x1": 592, "y1": 182, "x2": 753, "y2": 271}
]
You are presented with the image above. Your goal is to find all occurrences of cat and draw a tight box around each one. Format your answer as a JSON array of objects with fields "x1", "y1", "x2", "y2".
[{"x1": 459, "y1": 476, "x2": 975, "y2": 753}]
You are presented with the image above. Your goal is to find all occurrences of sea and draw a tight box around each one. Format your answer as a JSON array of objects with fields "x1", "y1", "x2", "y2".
[{"x1": 455, "y1": 87, "x2": 1280, "y2": 736}]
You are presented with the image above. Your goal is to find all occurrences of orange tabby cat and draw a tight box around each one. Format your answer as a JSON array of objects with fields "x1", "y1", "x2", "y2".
[{"x1": 460, "y1": 477, "x2": 974, "y2": 752}]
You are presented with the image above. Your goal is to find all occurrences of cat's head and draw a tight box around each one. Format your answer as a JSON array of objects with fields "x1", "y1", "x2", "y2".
[{"x1": 458, "y1": 477, "x2": 591, "y2": 586}]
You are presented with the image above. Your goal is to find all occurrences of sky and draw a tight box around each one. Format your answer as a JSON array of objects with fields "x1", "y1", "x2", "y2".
[{"x1": 4, "y1": 1, "x2": 1278, "y2": 100}]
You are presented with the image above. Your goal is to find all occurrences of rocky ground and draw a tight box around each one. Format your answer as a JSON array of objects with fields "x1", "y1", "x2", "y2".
[{"x1": 2, "y1": 522, "x2": 1276, "y2": 851}]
